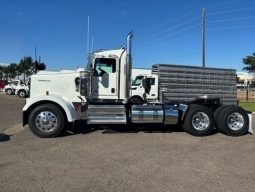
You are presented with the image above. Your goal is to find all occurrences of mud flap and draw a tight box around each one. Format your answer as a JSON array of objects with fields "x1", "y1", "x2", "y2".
[{"x1": 248, "y1": 113, "x2": 253, "y2": 134}]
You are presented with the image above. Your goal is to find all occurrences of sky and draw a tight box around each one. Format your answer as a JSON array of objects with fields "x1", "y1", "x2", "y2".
[{"x1": 0, "y1": 0, "x2": 255, "y2": 71}]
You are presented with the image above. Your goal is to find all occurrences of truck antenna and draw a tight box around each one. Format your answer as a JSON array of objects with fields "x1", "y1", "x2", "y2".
[
  {"x1": 202, "y1": 8, "x2": 206, "y2": 67},
  {"x1": 87, "y1": 15, "x2": 90, "y2": 57},
  {"x1": 90, "y1": 34, "x2": 94, "y2": 53}
]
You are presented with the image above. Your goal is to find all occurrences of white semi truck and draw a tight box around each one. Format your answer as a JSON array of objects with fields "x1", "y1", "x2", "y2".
[
  {"x1": 4, "y1": 79, "x2": 29, "y2": 98},
  {"x1": 23, "y1": 32, "x2": 250, "y2": 138}
]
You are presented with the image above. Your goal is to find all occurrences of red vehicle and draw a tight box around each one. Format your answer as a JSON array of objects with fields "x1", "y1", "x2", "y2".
[{"x1": 0, "y1": 80, "x2": 8, "y2": 89}]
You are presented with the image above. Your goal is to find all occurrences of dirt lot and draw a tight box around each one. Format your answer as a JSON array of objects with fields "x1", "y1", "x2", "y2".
[{"x1": 0, "y1": 93, "x2": 255, "y2": 192}]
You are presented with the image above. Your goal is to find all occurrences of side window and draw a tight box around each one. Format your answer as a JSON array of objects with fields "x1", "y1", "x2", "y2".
[
  {"x1": 132, "y1": 76, "x2": 144, "y2": 86},
  {"x1": 147, "y1": 78, "x2": 155, "y2": 85},
  {"x1": 93, "y1": 58, "x2": 116, "y2": 76}
]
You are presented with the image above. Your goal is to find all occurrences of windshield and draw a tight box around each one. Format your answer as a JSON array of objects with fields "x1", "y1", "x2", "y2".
[
  {"x1": 11, "y1": 81, "x2": 19, "y2": 86},
  {"x1": 132, "y1": 75, "x2": 144, "y2": 86}
]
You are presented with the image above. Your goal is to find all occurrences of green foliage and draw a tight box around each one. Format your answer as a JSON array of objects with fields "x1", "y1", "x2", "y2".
[
  {"x1": 243, "y1": 53, "x2": 255, "y2": 72},
  {"x1": 0, "y1": 56, "x2": 47, "y2": 80},
  {"x1": 239, "y1": 101, "x2": 255, "y2": 112},
  {"x1": 1, "y1": 64, "x2": 18, "y2": 80},
  {"x1": 236, "y1": 76, "x2": 240, "y2": 83},
  {"x1": 33, "y1": 60, "x2": 46, "y2": 73}
]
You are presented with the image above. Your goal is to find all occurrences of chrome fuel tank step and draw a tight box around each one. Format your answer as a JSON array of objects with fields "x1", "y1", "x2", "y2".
[
  {"x1": 87, "y1": 105, "x2": 126, "y2": 124},
  {"x1": 131, "y1": 105, "x2": 164, "y2": 123},
  {"x1": 131, "y1": 104, "x2": 179, "y2": 124}
]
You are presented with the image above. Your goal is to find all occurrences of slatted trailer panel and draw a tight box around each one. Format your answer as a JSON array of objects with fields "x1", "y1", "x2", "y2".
[{"x1": 152, "y1": 64, "x2": 237, "y2": 105}]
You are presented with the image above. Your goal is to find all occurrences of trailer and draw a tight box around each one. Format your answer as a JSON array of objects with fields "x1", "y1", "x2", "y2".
[
  {"x1": 130, "y1": 64, "x2": 237, "y2": 105},
  {"x1": 23, "y1": 32, "x2": 251, "y2": 138}
]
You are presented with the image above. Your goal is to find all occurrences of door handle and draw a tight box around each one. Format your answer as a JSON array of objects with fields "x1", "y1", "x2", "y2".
[{"x1": 111, "y1": 88, "x2": 115, "y2": 93}]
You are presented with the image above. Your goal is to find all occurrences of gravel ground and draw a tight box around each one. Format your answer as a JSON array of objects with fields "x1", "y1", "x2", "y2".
[{"x1": 0, "y1": 93, "x2": 255, "y2": 192}]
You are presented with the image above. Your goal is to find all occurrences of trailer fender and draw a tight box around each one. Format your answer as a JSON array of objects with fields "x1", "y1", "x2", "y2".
[
  {"x1": 23, "y1": 95, "x2": 78, "y2": 126},
  {"x1": 178, "y1": 104, "x2": 189, "y2": 121}
]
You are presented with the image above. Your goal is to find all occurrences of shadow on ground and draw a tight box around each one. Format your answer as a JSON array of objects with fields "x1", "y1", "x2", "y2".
[
  {"x1": 0, "y1": 133, "x2": 10, "y2": 142},
  {"x1": 61, "y1": 120, "x2": 220, "y2": 137},
  {"x1": 61, "y1": 120, "x2": 220, "y2": 136}
]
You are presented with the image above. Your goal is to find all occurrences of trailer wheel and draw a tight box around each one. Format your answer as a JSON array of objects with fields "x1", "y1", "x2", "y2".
[
  {"x1": 183, "y1": 105, "x2": 214, "y2": 136},
  {"x1": 28, "y1": 104, "x2": 65, "y2": 138},
  {"x1": 214, "y1": 105, "x2": 228, "y2": 131},
  {"x1": 5, "y1": 88, "x2": 13, "y2": 95},
  {"x1": 218, "y1": 106, "x2": 249, "y2": 136},
  {"x1": 17, "y1": 90, "x2": 27, "y2": 98}
]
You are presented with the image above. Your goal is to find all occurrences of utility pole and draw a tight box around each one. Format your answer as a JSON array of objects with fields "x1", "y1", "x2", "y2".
[
  {"x1": 202, "y1": 8, "x2": 206, "y2": 67},
  {"x1": 34, "y1": 46, "x2": 37, "y2": 61}
]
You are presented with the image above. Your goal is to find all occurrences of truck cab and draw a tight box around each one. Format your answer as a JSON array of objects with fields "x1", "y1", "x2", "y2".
[
  {"x1": 87, "y1": 49, "x2": 128, "y2": 103},
  {"x1": 131, "y1": 74, "x2": 159, "y2": 103}
]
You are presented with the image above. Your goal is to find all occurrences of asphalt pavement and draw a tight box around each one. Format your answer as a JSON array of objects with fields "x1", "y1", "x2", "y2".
[
  {"x1": 0, "y1": 93, "x2": 255, "y2": 192},
  {"x1": 0, "y1": 92, "x2": 25, "y2": 133}
]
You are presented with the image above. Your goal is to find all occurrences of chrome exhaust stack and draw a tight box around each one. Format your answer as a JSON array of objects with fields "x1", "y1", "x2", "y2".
[{"x1": 126, "y1": 31, "x2": 134, "y2": 100}]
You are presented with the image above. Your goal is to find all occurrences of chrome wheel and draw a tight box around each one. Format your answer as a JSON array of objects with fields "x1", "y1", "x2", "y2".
[
  {"x1": 35, "y1": 111, "x2": 58, "y2": 132},
  {"x1": 19, "y1": 91, "x2": 26, "y2": 98},
  {"x1": 227, "y1": 112, "x2": 244, "y2": 131},
  {"x1": 192, "y1": 112, "x2": 210, "y2": 131},
  {"x1": 6, "y1": 89, "x2": 12, "y2": 95}
]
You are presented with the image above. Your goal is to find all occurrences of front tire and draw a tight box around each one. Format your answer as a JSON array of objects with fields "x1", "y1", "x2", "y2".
[
  {"x1": 17, "y1": 90, "x2": 27, "y2": 98},
  {"x1": 129, "y1": 97, "x2": 144, "y2": 105},
  {"x1": 183, "y1": 105, "x2": 214, "y2": 136},
  {"x1": 28, "y1": 104, "x2": 65, "y2": 138},
  {"x1": 218, "y1": 106, "x2": 249, "y2": 136}
]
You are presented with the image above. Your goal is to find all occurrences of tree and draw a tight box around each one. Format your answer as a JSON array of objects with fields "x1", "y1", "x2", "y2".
[
  {"x1": 2, "y1": 65, "x2": 11, "y2": 80},
  {"x1": 16, "y1": 64, "x2": 23, "y2": 80},
  {"x1": 0, "y1": 56, "x2": 47, "y2": 81},
  {"x1": 18, "y1": 57, "x2": 33, "y2": 82},
  {"x1": 9, "y1": 63, "x2": 18, "y2": 78},
  {"x1": 32, "y1": 60, "x2": 46, "y2": 74},
  {"x1": 0, "y1": 65, "x2": 3, "y2": 79},
  {"x1": 243, "y1": 53, "x2": 255, "y2": 72}
]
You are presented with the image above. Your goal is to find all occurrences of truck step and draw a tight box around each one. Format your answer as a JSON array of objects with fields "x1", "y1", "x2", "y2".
[{"x1": 87, "y1": 105, "x2": 126, "y2": 124}]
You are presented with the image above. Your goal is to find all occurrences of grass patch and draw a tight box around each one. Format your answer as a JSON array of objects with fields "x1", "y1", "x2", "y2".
[{"x1": 239, "y1": 101, "x2": 255, "y2": 112}]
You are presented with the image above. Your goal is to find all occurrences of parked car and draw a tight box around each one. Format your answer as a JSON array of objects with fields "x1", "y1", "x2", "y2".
[{"x1": 0, "y1": 80, "x2": 8, "y2": 90}]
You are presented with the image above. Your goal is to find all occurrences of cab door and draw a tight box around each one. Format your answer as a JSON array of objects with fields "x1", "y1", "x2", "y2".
[
  {"x1": 91, "y1": 58, "x2": 118, "y2": 99},
  {"x1": 145, "y1": 77, "x2": 158, "y2": 99}
]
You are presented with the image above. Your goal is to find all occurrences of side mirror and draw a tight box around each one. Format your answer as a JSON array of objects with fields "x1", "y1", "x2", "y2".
[{"x1": 142, "y1": 78, "x2": 151, "y2": 94}]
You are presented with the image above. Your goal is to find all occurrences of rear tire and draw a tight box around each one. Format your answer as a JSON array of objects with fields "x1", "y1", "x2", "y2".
[
  {"x1": 218, "y1": 106, "x2": 249, "y2": 136},
  {"x1": 28, "y1": 104, "x2": 65, "y2": 138},
  {"x1": 183, "y1": 104, "x2": 214, "y2": 136},
  {"x1": 214, "y1": 105, "x2": 228, "y2": 132},
  {"x1": 5, "y1": 88, "x2": 13, "y2": 95}
]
